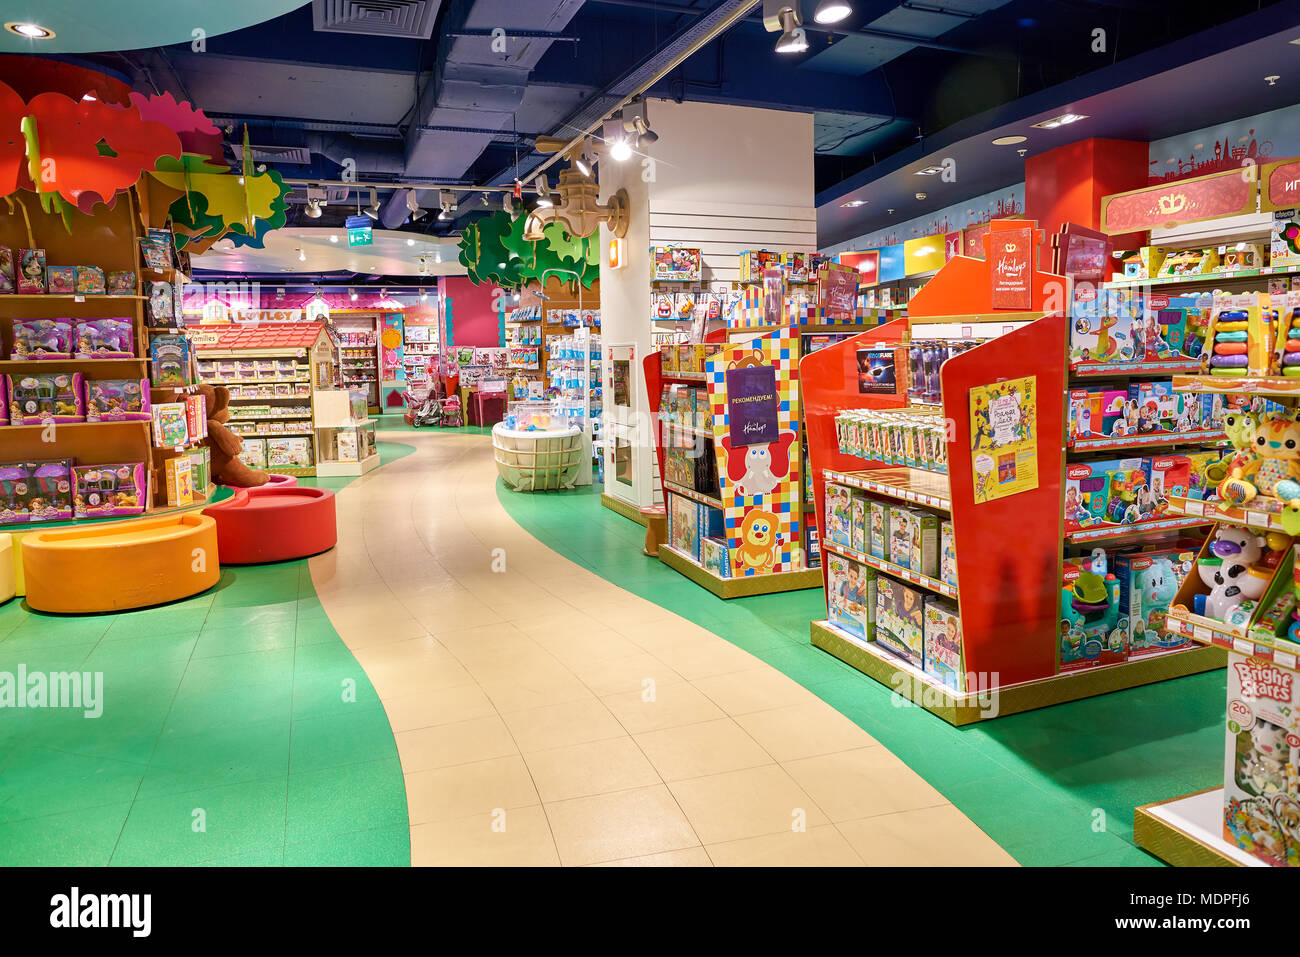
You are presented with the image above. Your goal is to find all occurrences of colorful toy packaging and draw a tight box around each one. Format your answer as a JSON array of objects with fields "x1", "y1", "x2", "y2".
[
  {"x1": 667, "y1": 493, "x2": 700, "y2": 560},
  {"x1": 1222, "y1": 652, "x2": 1300, "y2": 866},
  {"x1": 12, "y1": 319, "x2": 73, "y2": 358},
  {"x1": 22, "y1": 460, "x2": 74, "y2": 522},
  {"x1": 46, "y1": 266, "x2": 77, "y2": 294},
  {"x1": 7, "y1": 372, "x2": 85, "y2": 423},
  {"x1": 1060, "y1": 549, "x2": 1124, "y2": 671},
  {"x1": 0, "y1": 464, "x2": 30, "y2": 524},
  {"x1": 85, "y1": 378, "x2": 151, "y2": 422},
  {"x1": 1063, "y1": 457, "x2": 1154, "y2": 532},
  {"x1": 74, "y1": 318, "x2": 134, "y2": 358},
  {"x1": 240, "y1": 438, "x2": 268, "y2": 470},
  {"x1": 0, "y1": 375, "x2": 7, "y2": 426},
  {"x1": 824, "y1": 483, "x2": 852, "y2": 548},
  {"x1": 869, "y1": 500, "x2": 890, "y2": 560},
  {"x1": 150, "y1": 402, "x2": 190, "y2": 448},
  {"x1": 107, "y1": 271, "x2": 136, "y2": 296},
  {"x1": 149, "y1": 334, "x2": 191, "y2": 386},
  {"x1": 75, "y1": 265, "x2": 106, "y2": 295},
  {"x1": 1114, "y1": 548, "x2": 1196, "y2": 657},
  {"x1": 875, "y1": 577, "x2": 925, "y2": 666},
  {"x1": 0, "y1": 245, "x2": 13, "y2": 293},
  {"x1": 923, "y1": 598, "x2": 964, "y2": 692},
  {"x1": 827, "y1": 554, "x2": 874, "y2": 641},
  {"x1": 850, "y1": 493, "x2": 868, "y2": 554},
  {"x1": 701, "y1": 537, "x2": 730, "y2": 579},
  {"x1": 164, "y1": 455, "x2": 194, "y2": 506},
  {"x1": 940, "y1": 520, "x2": 957, "y2": 587},
  {"x1": 651, "y1": 246, "x2": 702, "y2": 282},
  {"x1": 16, "y1": 248, "x2": 45, "y2": 293},
  {"x1": 72, "y1": 463, "x2": 146, "y2": 518}
]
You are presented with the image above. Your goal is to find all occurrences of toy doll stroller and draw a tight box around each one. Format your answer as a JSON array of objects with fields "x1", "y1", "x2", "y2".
[
  {"x1": 403, "y1": 378, "x2": 441, "y2": 428},
  {"x1": 438, "y1": 394, "x2": 464, "y2": 428}
]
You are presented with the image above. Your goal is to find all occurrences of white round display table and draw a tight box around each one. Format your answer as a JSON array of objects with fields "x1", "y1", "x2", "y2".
[{"x1": 492, "y1": 423, "x2": 585, "y2": 491}]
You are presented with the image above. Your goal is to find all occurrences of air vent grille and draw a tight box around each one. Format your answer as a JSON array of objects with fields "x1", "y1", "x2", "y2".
[
  {"x1": 232, "y1": 144, "x2": 313, "y2": 165},
  {"x1": 313, "y1": 0, "x2": 441, "y2": 39}
]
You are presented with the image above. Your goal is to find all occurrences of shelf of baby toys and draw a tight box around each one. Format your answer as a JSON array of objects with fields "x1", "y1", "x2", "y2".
[
  {"x1": 1065, "y1": 515, "x2": 1210, "y2": 544},
  {"x1": 1171, "y1": 375, "x2": 1300, "y2": 397},
  {"x1": 821, "y1": 540, "x2": 958, "y2": 600},
  {"x1": 1164, "y1": 495, "x2": 1294, "y2": 534},
  {"x1": 1071, "y1": 358, "x2": 1202, "y2": 378},
  {"x1": 822, "y1": 467, "x2": 951, "y2": 512},
  {"x1": 1068, "y1": 429, "x2": 1228, "y2": 453}
]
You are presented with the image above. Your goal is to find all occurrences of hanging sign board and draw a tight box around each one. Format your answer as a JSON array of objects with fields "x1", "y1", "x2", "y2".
[
  {"x1": 989, "y1": 226, "x2": 1034, "y2": 310},
  {"x1": 345, "y1": 214, "x2": 373, "y2": 247},
  {"x1": 1262, "y1": 158, "x2": 1300, "y2": 211},
  {"x1": 970, "y1": 375, "x2": 1039, "y2": 504},
  {"x1": 840, "y1": 250, "x2": 879, "y2": 285},
  {"x1": 1100, "y1": 167, "x2": 1256, "y2": 234},
  {"x1": 233, "y1": 309, "x2": 303, "y2": 323}
]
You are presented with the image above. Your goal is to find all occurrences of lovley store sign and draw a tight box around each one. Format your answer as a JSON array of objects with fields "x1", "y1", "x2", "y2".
[{"x1": 989, "y1": 226, "x2": 1033, "y2": 310}]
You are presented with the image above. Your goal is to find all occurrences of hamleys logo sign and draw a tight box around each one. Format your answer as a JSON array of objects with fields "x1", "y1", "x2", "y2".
[{"x1": 1234, "y1": 659, "x2": 1294, "y2": 703}]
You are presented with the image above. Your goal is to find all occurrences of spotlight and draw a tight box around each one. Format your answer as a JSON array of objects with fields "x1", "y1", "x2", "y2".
[
  {"x1": 420, "y1": 289, "x2": 428, "y2": 300},
  {"x1": 503, "y1": 193, "x2": 516, "y2": 217},
  {"x1": 775, "y1": 11, "x2": 808, "y2": 54},
  {"x1": 406, "y1": 189, "x2": 427, "y2": 222},
  {"x1": 437, "y1": 189, "x2": 456, "y2": 221},
  {"x1": 814, "y1": 0, "x2": 852, "y2": 24},
  {"x1": 297, "y1": 248, "x2": 306, "y2": 262},
  {"x1": 407, "y1": 238, "x2": 415, "y2": 246},
  {"x1": 364, "y1": 189, "x2": 381, "y2": 219},
  {"x1": 623, "y1": 101, "x2": 658, "y2": 150},
  {"x1": 349, "y1": 287, "x2": 358, "y2": 301},
  {"x1": 4, "y1": 22, "x2": 54, "y2": 39},
  {"x1": 604, "y1": 117, "x2": 633, "y2": 161},
  {"x1": 330, "y1": 234, "x2": 338, "y2": 243},
  {"x1": 575, "y1": 142, "x2": 594, "y2": 177},
  {"x1": 305, "y1": 199, "x2": 323, "y2": 219},
  {"x1": 481, "y1": 193, "x2": 491, "y2": 207}
]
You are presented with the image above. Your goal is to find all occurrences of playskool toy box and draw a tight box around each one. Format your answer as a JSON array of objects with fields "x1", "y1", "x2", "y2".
[
  {"x1": 1059, "y1": 554, "x2": 1124, "y2": 672},
  {"x1": 1222, "y1": 651, "x2": 1300, "y2": 866},
  {"x1": 1063, "y1": 457, "x2": 1151, "y2": 532},
  {"x1": 1113, "y1": 548, "x2": 1195, "y2": 657}
]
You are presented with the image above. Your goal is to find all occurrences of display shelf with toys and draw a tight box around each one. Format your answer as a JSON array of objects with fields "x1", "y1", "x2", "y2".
[
  {"x1": 193, "y1": 323, "x2": 338, "y2": 478},
  {"x1": 802, "y1": 220, "x2": 1224, "y2": 726},
  {"x1": 642, "y1": 258, "x2": 881, "y2": 599},
  {"x1": 506, "y1": 279, "x2": 600, "y2": 391}
]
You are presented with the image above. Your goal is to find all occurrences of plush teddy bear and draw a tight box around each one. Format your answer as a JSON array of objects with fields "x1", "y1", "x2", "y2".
[{"x1": 196, "y1": 383, "x2": 268, "y2": 488}]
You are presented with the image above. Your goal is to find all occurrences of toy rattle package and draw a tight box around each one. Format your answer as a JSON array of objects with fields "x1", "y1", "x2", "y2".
[
  {"x1": 16, "y1": 248, "x2": 46, "y2": 294},
  {"x1": 1222, "y1": 651, "x2": 1300, "y2": 866},
  {"x1": 12, "y1": 319, "x2": 73, "y2": 359},
  {"x1": 24, "y1": 460, "x2": 74, "y2": 522},
  {"x1": 72, "y1": 463, "x2": 146, "y2": 518},
  {"x1": 85, "y1": 378, "x2": 151, "y2": 422},
  {"x1": 7, "y1": 372, "x2": 85, "y2": 424},
  {"x1": 74, "y1": 318, "x2": 135, "y2": 359}
]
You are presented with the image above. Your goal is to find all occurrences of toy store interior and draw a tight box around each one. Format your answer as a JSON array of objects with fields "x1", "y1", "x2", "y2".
[{"x1": 2, "y1": 0, "x2": 1300, "y2": 905}]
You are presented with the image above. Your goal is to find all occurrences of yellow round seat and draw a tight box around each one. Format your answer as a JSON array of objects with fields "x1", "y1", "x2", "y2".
[
  {"x1": 21, "y1": 514, "x2": 220, "y2": 613},
  {"x1": 0, "y1": 533, "x2": 14, "y2": 605}
]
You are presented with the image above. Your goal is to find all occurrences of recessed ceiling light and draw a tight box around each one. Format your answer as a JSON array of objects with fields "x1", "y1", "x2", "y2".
[
  {"x1": 914, "y1": 165, "x2": 945, "y2": 176},
  {"x1": 329, "y1": 235, "x2": 338, "y2": 243},
  {"x1": 406, "y1": 238, "x2": 415, "y2": 246},
  {"x1": 5, "y1": 22, "x2": 54, "y2": 39},
  {"x1": 814, "y1": 0, "x2": 852, "y2": 25},
  {"x1": 992, "y1": 135, "x2": 1027, "y2": 146},
  {"x1": 840, "y1": 199, "x2": 867, "y2": 208},
  {"x1": 1031, "y1": 113, "x2": 1088, "y2": 130}
]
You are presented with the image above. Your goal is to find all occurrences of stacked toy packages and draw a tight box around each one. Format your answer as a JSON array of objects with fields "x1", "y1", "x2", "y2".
[
  {"x1": 905, "y1": 338, "x2": 977, "y2": 404},
  {"x1": 834, "y1": 409, "x2": 948, "y2": 473},
  {"x1": 1067, "y1": 380, "x2": 1234, "y2": 442},
  {"x1": 1069, "y1": 291, "x2": 1209, "y2": 365},
  {"x1": 0, "y1": 459, "x2": 147, "y2": 524},
  {"x1": 0, "y1": 246, "x2": 135, "y2": 296}
]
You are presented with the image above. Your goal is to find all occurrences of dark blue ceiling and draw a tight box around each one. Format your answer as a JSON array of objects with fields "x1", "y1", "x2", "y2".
[{"x1": 40, "y1": 0, "x2": 1300, "y2": 254}]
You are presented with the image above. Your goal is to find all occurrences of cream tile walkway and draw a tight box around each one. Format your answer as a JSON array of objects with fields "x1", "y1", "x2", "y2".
[{"x1": 310, "y1": 431, "x2": 1016, "y2": 867}]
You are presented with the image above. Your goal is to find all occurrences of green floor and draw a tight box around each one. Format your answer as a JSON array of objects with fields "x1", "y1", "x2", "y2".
[
  {"x1": 0, "y1": 442, "x2": 415, "y2": 866},
  {"x1": 497, "y1": 482, "x2": 1228, "y2": 867}
]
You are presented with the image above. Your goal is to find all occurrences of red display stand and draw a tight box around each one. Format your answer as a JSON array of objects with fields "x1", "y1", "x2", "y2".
[
  {"x1": 203, "y1": 486, "x2": 337, "y2": 564},
  {"x1": 803, "y1": 220, "x2": 1225, "y2": 724}
]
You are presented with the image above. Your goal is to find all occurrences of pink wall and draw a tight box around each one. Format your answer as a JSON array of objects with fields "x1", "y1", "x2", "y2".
[{"x1": 444, "y1": 277, "x2": 503, "y2": 348}]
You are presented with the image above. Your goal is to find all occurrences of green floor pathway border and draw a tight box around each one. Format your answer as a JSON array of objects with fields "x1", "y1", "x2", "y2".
[
  {"x1": 496, "y1": 480, "x2": 1227, "y2": 867},
  {"x1": 0, "y1": 440, "x2": 417, "y2": 867}
]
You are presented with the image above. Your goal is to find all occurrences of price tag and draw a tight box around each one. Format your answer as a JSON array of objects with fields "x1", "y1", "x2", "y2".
[
  {"x1": 1233, "y1": 638, "x2": 1254, "y2": 655},
  {"x1": 1183, "y1": 500, "x2": 1204, "y2": 516},
  {"x1": 1276, "y1": 651, "x2": 1297, "y2": 671},
  {"x1": 1248, "y1": 511, "x2": 1270, "y2": 527},
  {"x1": 74, "y1": 295, "x2": 85, "y2": 303},
  {"x1": 1193, "y1": 625, "x2": 1213, "y2": 643}
]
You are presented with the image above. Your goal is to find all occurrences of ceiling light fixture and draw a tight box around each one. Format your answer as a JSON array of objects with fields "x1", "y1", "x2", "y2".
[
  {"x1": 406, "y1": 189, "x2": 427, "y2": 222},
  {"x1": 603, "y1": 117, "x2": 633, "y2": 161},
  {"x1": 81, "y1": 93, "x2": 97, "y2": 102},
  {"x1": 437, "y1": 189, "x2": 457, "y2": 222},
  {"x1": 1030, "y1": 113, "x2": 1088, "y2": 130},
  {"x1": 914, "y1": 165, "x2": 945, "y2": 176},
  {"x1": 329, "y1": 234, "x2": 338, "y2": 243},
  {"x1": 813, "y1": 0, "x2": 852, "y2": 24},
  {"x1": 775, "y1": 10, "x2": 808, "y2": 54},
  {"x1": 840, "y1": 200, "x2": 867, "y2": 208},
  {"x1": 364, "y1": 189, "x2": 381, "y2": 220},
  {"x1": 420, "y1": 289, "x2": 428, "y2": 300},
  {"x1": 1265, "y1": 75, "x2": 1280, "y2": 86},
  {"x1": 349, "y1": 287, "x2": 357, "y2": 301},
  {"x1": 992, "y1": 134, "x2": 1027, "y2": 146},
  {"x1": 623, "y1": 101, "x2": 659, "y2": 149},
  {"x1": 406, "y1": 238, "x2": 415, "y2": 246},
  {"x1": 297, "y1": 248, "x2": 306, "y2": 262},
  {"x1": 305, "y1": 198, "x2": 323, "y2": 219},
  {"x1": 4, "y1": 22, "x2": 54, "y2": 39}
]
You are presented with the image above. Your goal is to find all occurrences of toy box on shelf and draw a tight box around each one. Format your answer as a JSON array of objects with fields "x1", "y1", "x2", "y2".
[{"x1": 802, "y1": 219, "x2": 1224, "y2": 726}]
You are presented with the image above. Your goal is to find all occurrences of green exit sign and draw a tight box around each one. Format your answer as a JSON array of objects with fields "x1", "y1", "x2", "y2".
[{"x1": 345, "y1": 215, "x2": 373, "y2": 247}]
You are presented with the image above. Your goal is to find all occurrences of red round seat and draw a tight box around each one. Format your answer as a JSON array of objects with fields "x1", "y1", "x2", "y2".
[
  {"x1": 203, "y1": 486, "x2": 337, "y2": 564},
  {"x1": 263, "y1": 474, "x2": 299, "y2": 488}
]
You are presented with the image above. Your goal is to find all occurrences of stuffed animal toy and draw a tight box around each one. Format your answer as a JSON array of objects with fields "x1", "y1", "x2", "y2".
[
  {"x1": 1219, "y1": 411, "x2": 1300, "y2": 509},
  {"x1": 195, "y1": 383, "x2": 268, "y2": 488}
]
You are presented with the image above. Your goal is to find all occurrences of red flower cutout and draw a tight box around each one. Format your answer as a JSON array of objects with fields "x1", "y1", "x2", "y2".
[
  {"x1": 25, "y1": 91, "x2": 181, "y2": 210},
  {"x1": 0, "y1": 79, "x2": 28, "y2": 196}
]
